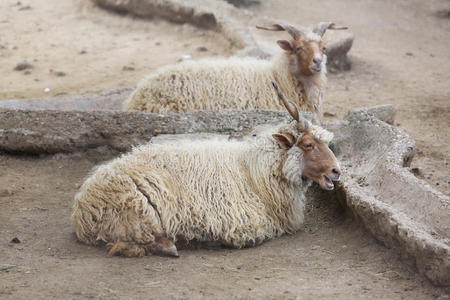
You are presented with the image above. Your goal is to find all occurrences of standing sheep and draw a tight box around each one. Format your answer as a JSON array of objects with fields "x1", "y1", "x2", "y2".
[
  {"x1": 73, "y1": 82, "x2": 341, "y2": 257},
  {"x1": 123, "y1": 22, "x2": 347, "y2": 124}
]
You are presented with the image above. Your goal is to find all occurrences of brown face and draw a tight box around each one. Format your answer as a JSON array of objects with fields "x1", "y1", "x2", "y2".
[
  {"x1": 297, "y1": 130, "x2": 341, "y2": 190},
  {"x1": 277, "y1": 38, "x2": 326, "y2": 76}
]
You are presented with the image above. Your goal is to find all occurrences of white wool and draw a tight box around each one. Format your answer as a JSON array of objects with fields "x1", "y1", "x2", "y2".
[
  {"x1": 123, "y1": 50, "x2": 327, "y2": 123},
  {"x1": 304, "y1": 32, "x2": 321, "y2": 42},
  {"x1": 71, "y1": 121, "x2": 322, "y2": 249},
  {"x1": 309, "y1": 125, "x2": 334, "y2": 144}
]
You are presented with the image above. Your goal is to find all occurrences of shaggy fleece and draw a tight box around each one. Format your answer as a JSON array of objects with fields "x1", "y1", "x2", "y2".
[
  {"x1": 123, "y1": 53, "x2": 326, "y2": 117},
  {"x1": 72, "y1": 122, "x2": 333, "y2": 249}
]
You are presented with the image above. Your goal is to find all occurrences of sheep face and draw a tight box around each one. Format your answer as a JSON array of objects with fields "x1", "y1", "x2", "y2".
[
  {"x1": 257, "y1": 22, "x2": 347, "y2": 77},
  {"x1": 273, "y1": 128, "x2": 340, "y2": 190},
  {"x1": 298, "y1": 129, "x2": 340, "y2": 190},
  {"x1": 271, "y1": 80, "x2": 340, "y2": 190},
  {"x1": 278, "y1": 35, "x2": 326, "y2": 76}
]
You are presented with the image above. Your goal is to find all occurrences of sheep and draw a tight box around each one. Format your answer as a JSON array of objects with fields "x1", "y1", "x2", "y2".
[
  {"x1": 123, "y1": 22, "x2": 347, "y2": 124},
  {"x1": 73, "y1": 82, "x2": 341, "y2": 257}
]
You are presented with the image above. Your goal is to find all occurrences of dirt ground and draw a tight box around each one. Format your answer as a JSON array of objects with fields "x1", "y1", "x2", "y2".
[{"x1": 0, "y1": 0, "x2": 449, "y2": 298}]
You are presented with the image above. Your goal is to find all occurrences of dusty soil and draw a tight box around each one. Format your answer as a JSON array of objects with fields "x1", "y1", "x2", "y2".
[
  {"x1": 0, "y1": 0, "x2": 234, "y2": 99},
  {"x1": 0, "y1": 0, "x2": 449, "y2": 298}
]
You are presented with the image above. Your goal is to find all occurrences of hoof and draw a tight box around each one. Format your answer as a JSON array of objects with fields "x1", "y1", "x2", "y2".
[{"x1": 161, "y1": 245, "x2": 179, "y2": 257}]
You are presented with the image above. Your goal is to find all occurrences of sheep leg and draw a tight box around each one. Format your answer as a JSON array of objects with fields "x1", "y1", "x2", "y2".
[
  {"x1": 106, "y1": 241, "x2": 146, "y2": 258},
  {"x1": 143, "y1": 235, "x2": 179, "y2": 257}
]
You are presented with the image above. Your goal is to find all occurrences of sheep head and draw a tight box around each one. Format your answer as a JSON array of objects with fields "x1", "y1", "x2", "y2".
[
  {"x1": 271, "y1": 82, "x2": 341, "y2": 190},
  {"x1": 257, "y1": 22, "x2": 348, "y2": 76}
]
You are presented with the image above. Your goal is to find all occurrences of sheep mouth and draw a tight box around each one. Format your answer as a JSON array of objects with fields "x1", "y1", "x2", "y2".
[
  {"x1": 320, "y1": 175, "x2": 334, "y2": 190},
  {"x1": 310, "y1": 65, "x2": 322, "y2": 73}
]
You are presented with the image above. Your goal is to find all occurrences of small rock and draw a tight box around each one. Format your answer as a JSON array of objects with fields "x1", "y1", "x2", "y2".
[
  {"x1": 14, "y1": 60, "x2": 33, "y2": 71},
  {"x1": 0, "y1": 264, "x2": 16, "y2": 271},
  {"x1": 0, "y1": 189, "x2": 14, "y2": 197},
  {"x1": 79, "y1": 50, "x2": 87, "y2": 55},
  {"x1": 436, "y1": 9, "x2": 450, "y2": 19},
  {"x1": 410, "y1": 167, "x2": 423, "y2": 177},
  {"x1": 178, "y1": 54, "x2": 192, "y2": 62},
  {"x1": 236, "y1": 264, "x2": 243, "y2": 269},
  {"x1": 122, "y1": 65, "x2": 135, "y2": 71},
  {"x1": 324, "y1": 111, "x2": 336, "y2": 117},
  {"x1": 405, "y1": 52, "x2": 414, "y2": 56},
  {"x1": 50, "y1": 69, "x2": 66, "y2": 77},
  {"x1": 155, "y1": 42, "x2": 161, "y2": 46},
  {"x1": 44, "y1": 88, "x2": 51, "y2": 93},
  {"x1": 10, "y1": 237, "x2": 21, "y2": 243},
  {"x1": 18, "y1": 5, "x2": 31, "y2": 10},
  {"x1": 197, "y1": 46, "x2": 208, "y2": 52},
  {"x1": 224, "y1": 0, "x2": 260, "y2": 7},
  {"x1": 24, "y1": 70, "x2": 31, "y2": 75}
]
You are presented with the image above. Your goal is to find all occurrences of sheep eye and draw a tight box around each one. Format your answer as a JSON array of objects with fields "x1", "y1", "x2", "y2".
[
  {"x1": 322, "y1": 47, "x2": 327, "y2": 52},
  {"x1": 296, "y1": 47, "x2": 303, "y2": 52},
  {"x1": 304, "y1": 143, "x2": 314, "y2": 149}
]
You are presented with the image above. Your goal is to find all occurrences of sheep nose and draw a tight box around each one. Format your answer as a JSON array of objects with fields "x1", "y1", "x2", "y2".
[
  {"x1": 331, "y1": 168, "x2": 341, "y2": 181},
  {"x1": 313, "y1": 58, "x2": 322, "y2": 65}
]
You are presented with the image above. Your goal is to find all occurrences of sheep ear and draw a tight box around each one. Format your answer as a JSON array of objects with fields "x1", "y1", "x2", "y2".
[
  {"x1": 273, "y1": 133, "x2": 295, "y2": 150},
  {"x1": 277, "y1": 40, "x2": 293, "y2": 53}
]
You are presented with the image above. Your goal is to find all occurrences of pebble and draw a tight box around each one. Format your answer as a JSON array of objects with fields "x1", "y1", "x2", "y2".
[
  {"x1": 122, "y1": 65, "x2": 135, "y2": 71},
  {"x1": 0, "y1": 189, "x2": 14, "y2": 197},
  {"x1": 0, "y1": 264, "x2": 17, "y2": 271},
  {"x1": 18, "y1": 5, "x2": 32, "y2": 10},
  {"x1": 197, "y1": 46, "x2": 208, "y2": 52},
  {"x1": 44, "y1": 88, "x2": 51, "y2": 93},
  {"x1": 50, "y1": 69, "x2": 66, "y2": 77},
  {"x1": 178, "y1": 54, "x2": 192, "y2": 62},
  {"x1": 14, "y1": 60, "x2": 33, "y2": 71},
  {"x1": 10, "y1": 237, "x2": 21, "y2": 243}
]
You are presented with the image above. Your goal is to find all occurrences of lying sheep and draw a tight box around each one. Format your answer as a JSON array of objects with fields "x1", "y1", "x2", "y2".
[
  {"x1": 73, "y1": 82, "x2": 341, "y2": 257},
  {"x1": 123, "y1": 22, "x2": 347, "y2": 124}
]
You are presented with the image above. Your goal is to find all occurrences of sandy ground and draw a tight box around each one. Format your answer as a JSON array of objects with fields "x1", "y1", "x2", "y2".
[{"x1": 0, "y1": 0, "x2": 449, "y2": 298}]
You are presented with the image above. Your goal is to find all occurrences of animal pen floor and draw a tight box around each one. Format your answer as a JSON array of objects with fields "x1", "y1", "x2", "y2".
[
  {"x1": 0, "y1": 153, "x2": 447, "y2": 299},
  {"x1": 0, "y1": 0, "x2": 449, "y2": 298}
]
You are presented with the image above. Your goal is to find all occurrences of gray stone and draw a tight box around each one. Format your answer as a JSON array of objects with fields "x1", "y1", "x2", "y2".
[
  {"x1": 223, "y1": 0, "x2": 260, "y2": 8},
  {"x1": 14, "y1": 60, "x2": 33, "y2": 71},
  {"x1": 0, "y1": 109, "x2": 289, "y2": 153},
  {"x1": 91, "y1": 0, "x2": 255, "y2": 49},
  {"x1": 328, "y1": 110, "x2": 449, "y2": 286},
  {"x1": 346, "y1": 104, "x2": 396, "y2": 125},
  {"x1": 0, "y1": 88, "x2": 132, "y2": 111},
  {"x1": 325, "y1": 32, "x2": 354, "y2": 72}
]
